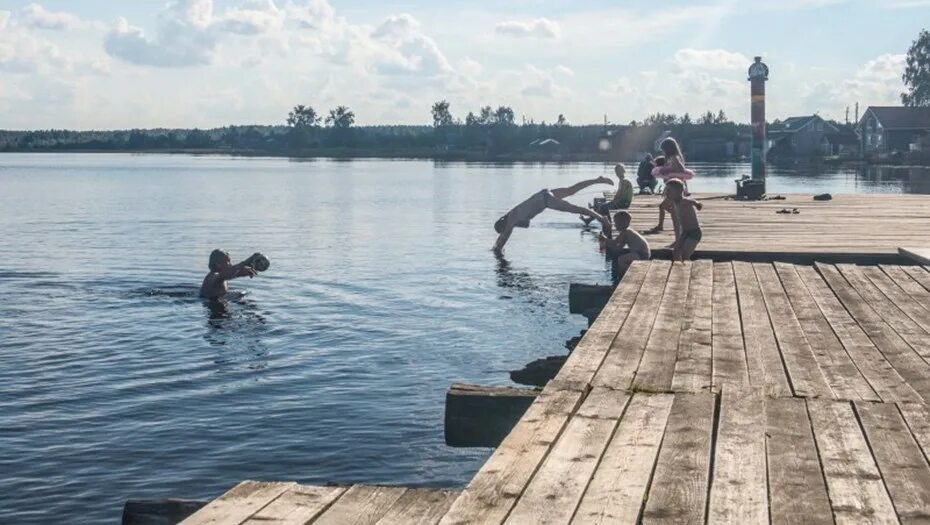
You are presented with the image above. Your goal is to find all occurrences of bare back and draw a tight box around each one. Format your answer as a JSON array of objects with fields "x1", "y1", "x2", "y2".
[{"x1": 675, "y1": 198, "x2": 701, "y2": 232}]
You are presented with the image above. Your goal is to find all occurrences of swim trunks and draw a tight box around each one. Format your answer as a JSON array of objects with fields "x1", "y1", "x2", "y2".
[{"x1": 495, "y1": 189, "x2": 552, "y2": 233}]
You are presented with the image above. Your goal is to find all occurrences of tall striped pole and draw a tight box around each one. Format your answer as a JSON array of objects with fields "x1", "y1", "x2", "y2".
[{"x1": 748, "y1": 56, "x2": 769, "y2": 181}]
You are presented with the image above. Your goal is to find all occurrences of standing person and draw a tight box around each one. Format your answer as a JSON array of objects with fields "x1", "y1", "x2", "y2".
[
  {"x1": 648, "y1": 138, "x2": 695, "y2": 236},
  {"x1": 665, "y1": 179, "x2": 704, "y2": 261},
  {"x1": 493, "y1": 177, "x2": 614, "y2": 253},
  {"x1": 636, "y1": 154, "x2": 657, "y2": 194},
  {"x1": 599, "y1": 211, "x2": 651, "y2": 279}
]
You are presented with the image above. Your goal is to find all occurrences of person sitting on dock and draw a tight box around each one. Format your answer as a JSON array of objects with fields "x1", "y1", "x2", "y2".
[
  {"x1": 665, "y1": 179, "x2": 704, "y2": 261},
  {"x1": 636, "y1": 154, "x2": 658, "y2": 194},
  {"x1": 200, "y1": 249, "x2": 260, "y2": 299},
  {"x1": 581, "y1": 164, "x2": 634, "y2": 227},
  {"x1": 494, "y1": 177, "x2": 614, "y2": 252},
  {"x1": 599, "y1": 211, "x2": 651, "y2": 278}
]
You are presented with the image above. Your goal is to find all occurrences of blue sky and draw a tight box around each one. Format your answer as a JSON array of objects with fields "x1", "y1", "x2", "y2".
[{"x1": 0, "y1": 0, "x2": 926, "y2": 129}]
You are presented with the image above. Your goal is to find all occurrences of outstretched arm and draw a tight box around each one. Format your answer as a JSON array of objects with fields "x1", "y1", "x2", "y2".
[
  {"x1": 494, "y1": 224, "x2": 515, "y2": 252},
  {"x1": 220, "y1": 257, "x2": 258, "y2": 281}
]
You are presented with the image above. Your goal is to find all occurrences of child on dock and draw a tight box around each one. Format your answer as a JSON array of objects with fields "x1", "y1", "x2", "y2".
[
  {"x1": 595, "y1": 164, "x2": 634, "y2": 213},
  {"x1": 665, "y1": 179, "x2": 703, "y2": 261},
  {"x1": 599, "y1": 211, "x2": 651, "y2": 278},
  {"x1": 494, "y1": 177, "x2": 614, "y2": 252},
  {"x1": 200, "y1": 249, "x2": 263, "y2": 299}
]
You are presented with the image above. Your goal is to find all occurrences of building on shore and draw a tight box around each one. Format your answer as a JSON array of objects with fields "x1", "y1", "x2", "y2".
[
  {"x1": 768, "y1": 115, "x2": 839, "y2": 158},
  {"x1": 856, "y1": 106, "x2": 930, "y2": 155}
]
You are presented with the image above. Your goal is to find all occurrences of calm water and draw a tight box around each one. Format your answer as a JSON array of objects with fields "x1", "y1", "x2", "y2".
[{"x1": 2, "y1": 154, "x2": 929, "y2": 523}]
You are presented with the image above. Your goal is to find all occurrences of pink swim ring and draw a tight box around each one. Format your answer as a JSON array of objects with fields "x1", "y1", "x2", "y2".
[{"x1": 652, "y1": 165, "x2": 695, "y2": 181}]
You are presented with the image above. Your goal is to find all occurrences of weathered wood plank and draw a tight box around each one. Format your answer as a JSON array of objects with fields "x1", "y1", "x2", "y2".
[
  {"x1": 798, "y1": 265, "x2": 930, "y2": 401},
  {"x1": 573, "y1": 393, "x2": 674, "y2": 524},
  {"x1": 846, "y1": 264, "x2": 930, "y2": 358},
  {"x1": 862, "y1": 265, "x2": 930, "y2": 351},
  {"x1": 732, "y1": 261, "x2": 792, "y2": 396},
  {"x1": 555, "y1": 261, "x2": 650, "y2": 386},
  {"x1": 641, "y1": 392, "x2": 715, "y2": 525},
  {"x1": 445, "y1": 383, "x2": 538, "y2": 448},
  {"x1": 856, "y1": 402, "x2": 930, "y2": 525},
  {"x1": 708, "y1": 388, "x2": 768, "y2": 524},
  {"x1": 312, "y1": 486, "x2": 407, "y2": 525},
  {"x1": 899, "y1": 402, "x2": 930, "y2": 469},
  {"x1": 902, "y1": 266, "x2": 930, "y2": 294},
  {"x1": 592, "y1": 260, "x2": 672, "y2": 390},
  {"x1": 880, "y1": 265, "x2": 930, "y2": 313},
  {"x1": 712, "y1": 262, "x2": 750, "y2": 388},
  {"x1": 807, "y1": 399, "x2": 897, "y2": 525},
  {"x1": 375, "y1": 489, "x2": 459, "y2": 525},
  {"x1": 180, "y1": 481, "x2": 296, "y2": 525},
  {"x1": 439, "y1": 388, "x2": 585, "y2": 525},
  {"x1": 241, "y1": 485, "x2": 346, "y2": 525},
  {"x1": 765, "y1": 397, "x2": 834, "y2": 525},
  {"x1": 754, "y1": 263, "x2": 832, "y2": 398},
  {"x1": 774, "y1": 262, "x2": 878, "y2": 402},
  {"x1": 671, "y1": 260, "x2": 714, "y2": 392},
  {"x1": 505, "y1": 388, "x2": 630, "y2": 525},
  {"x1": 632, "y1": 262, "x2": 692, "y2": 392}
]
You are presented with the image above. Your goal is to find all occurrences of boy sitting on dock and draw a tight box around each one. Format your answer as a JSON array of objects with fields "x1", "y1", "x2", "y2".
[
  {"x1": 665, "y1": 179, "x2": 704, "y2": 261},
  {"x1": 580, "y1": 164, "x2": 633, "y2": 226},
  {"x1": 599, "y1": 211, "x2": 651, "y2": 278},
  {"x1": 200, "y1": 249, "x2": 259, "y2": 299},
  {"x1": 494, "y1": 177, "x2": 614, "y2": 252}
]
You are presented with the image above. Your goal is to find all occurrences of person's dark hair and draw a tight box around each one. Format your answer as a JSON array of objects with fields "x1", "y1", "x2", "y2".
[
  {"x1": 665, "y1": 178, "x2": 685, "y2": 192},
  {"x1": 613, "y1": 211, "x2": 632, "y2": 227},
  {"x1": 660, "y1": 137, "x2": 684, "y2": 161},
  {"x1": 614, "y1": 164, "x2": 625, "y2": 177},
  {"x1": 208, "y1": 249, "x2": 228, "y2": 271},
  {"x1": 654, "y1": 155, "x2": 667, "y2": 166}
]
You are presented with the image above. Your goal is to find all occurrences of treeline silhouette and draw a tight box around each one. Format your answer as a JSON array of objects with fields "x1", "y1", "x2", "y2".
[{"x1": 0, "y1": 101, "x2": 755, "y2": 161}]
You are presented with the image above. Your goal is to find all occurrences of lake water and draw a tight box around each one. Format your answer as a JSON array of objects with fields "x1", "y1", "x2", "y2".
[{"x1": 2, "y1": 154, "x2": 929, "y2": 523}]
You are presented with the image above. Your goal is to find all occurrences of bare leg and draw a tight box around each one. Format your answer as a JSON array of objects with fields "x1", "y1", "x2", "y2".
[
  {"x1": 679, "y1": 238, "x2": 699, "y2": 261},
  {"x1": 551, "y1": 177, "x2": 612, "y2": 199},
  {"x1": 616, "y1": 252, "x2": 642, "y2": 278},
  {"x1": 547, "y1": 195, "x2": 602, "y2": 218}
]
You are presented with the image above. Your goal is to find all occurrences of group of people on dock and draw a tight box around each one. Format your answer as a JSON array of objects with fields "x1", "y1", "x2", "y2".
[{"x1": 493, "y1": 137, "x2": 703, "y2": 278}]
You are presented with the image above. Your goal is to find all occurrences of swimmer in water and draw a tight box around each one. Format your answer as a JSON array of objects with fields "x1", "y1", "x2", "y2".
[
  {"x1": 200, "y1": 249, "x2": 259, "y2": 299},
  {"x1": 493, "y1": 176, "x2": 614, "y2": 253}
]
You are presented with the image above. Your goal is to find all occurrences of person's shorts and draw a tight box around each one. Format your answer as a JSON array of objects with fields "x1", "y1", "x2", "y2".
[{"x1": 494, "y1": 189, "x2": 550, "y2": 233}]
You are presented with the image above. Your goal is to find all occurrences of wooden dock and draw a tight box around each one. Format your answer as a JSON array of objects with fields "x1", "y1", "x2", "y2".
[{"x1": 180, "y1": 192, "x2": 930, "y2": 524}]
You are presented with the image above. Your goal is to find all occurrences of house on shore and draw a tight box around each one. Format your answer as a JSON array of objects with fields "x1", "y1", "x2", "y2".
[
  {"x1": 821, "y1": 126, "x2": 860, "y2": 157},
  {"x1": 768, "y1": 115, "x2": 839, "y2": 157},
  {"x1": 856, "y1": 106, "x2": 930, "y2": 155}
]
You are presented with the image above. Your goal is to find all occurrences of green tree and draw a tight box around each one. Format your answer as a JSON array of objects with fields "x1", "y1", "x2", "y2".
[
  {"x1": 902, "y1": 29, "x2": 930, "y2": 107},
  {"x1": 325, "y1": 106, "x2": 355, "y2": 128},
  {"x1": 555, "y1": 114, "x2": 568, "y2": 126},
  {"x1": 714, "y1": 110, "x2": 729, "y2": 124},
  {"x1": 431, "y1": 100, "x2": 454, "y2": 127},
  {"x1": 494, "y1": 106, "x2": 515, "y2": 126},
  {"x1": 287, "y1": 105, "x2": 320, "y2": 127}
]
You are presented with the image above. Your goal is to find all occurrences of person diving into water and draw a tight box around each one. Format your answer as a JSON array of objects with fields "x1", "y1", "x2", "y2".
[{"x1": 493, "y1": 177, "x2": 614, "y2": 253}]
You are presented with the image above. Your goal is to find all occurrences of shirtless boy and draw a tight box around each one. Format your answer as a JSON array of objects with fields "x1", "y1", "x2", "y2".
[
  {"x1": 665, "y1": 179, "x2": 703, "y2": 261},
  {"x1": 200, "y1": 249, "x2": 260, "y2": 299},
  {"x1": 494, "y1": 177, "x2": 613, "y2": 252},
  {"x1": 598, "y1": 211, "x2": 651, "y2": 278}
]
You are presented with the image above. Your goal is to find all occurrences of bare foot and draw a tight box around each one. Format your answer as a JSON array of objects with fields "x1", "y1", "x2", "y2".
[{"x1": 596, "y1": 176, "x2": 615, "y2": 186}]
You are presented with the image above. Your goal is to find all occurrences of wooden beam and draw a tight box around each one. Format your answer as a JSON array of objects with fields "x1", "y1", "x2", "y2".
[
  {"x1": 122, "y1": 500, "x2": 206, "y2": 525},
  {"x1": 444, "y1": 383, "x2": 539, "y2": 448}
]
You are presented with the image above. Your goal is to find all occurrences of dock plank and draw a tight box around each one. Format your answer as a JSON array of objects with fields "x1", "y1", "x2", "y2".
[
  {"x1": 573, "y1": 393, "x2": 674, "y2": 524},
  {"x1": 754, "y1": 263, "x2": 832, "y2": 398},
  {"x1": 505, "y1": 388, "x2": 630, "y2": 525},
  {"x1": 181, "y1": 481, "x2": 296, "y2": 525},
  {"x1": 592, "y1": 260, "x2": 672, "y2": 390},
  {"x1": 732, "y1": 261, "x2": 792, "y2": 396},
  {"x1": 774, "y1": 262, "x2": 877, "y2": 401},
  {"x1": 765, "y1": 397, "x2": 833, "y2": 524},
  {"x1": 641, "y1": 393, "x2": 715, "y2": 525},
  {"x1": 241, "y1": 485, "x2": 346, "y2": 525},
  {"x1": 881, "y1": 265, "x2": 930, "y2": 313},
  {"x1": 807, "y1": 399, "x2": 897, "y2": 525},
  {"x1": 556, "y1": 262, "x2": 650, "y2": 386},
  {"x1": 312, "y1": 485, "x2": 407, "y2": 525},
  {"x1": 439, "y1": 388, "x2": 584, "y2": 525},
  {"x1": 375, "y1": 489, "x2": 458, "y2": 525},
  {"x1": 711, "y1": 262, "x2": 750, "y2": 388},
  {"x1": 708, "y1": 388, "x2": 768, "y2": 524},
  {"x1": 671, "y1": 260, "x2": 714, "y2": 392},
  {"x1": 862, "y1": 265, "x2": 930, "y2": 347},
  {"x1": 812, "y1": 264, "x2": 930, "y2": 403},
  {"x1": 632, "y1": 262, "x2": 691, "y2": 392},
  {"x1": 902, "y1": 266, "x2": 930, "y2": 294},
  {"x1": 856, "y1": 402, "x2": 930, "y2": 524}
]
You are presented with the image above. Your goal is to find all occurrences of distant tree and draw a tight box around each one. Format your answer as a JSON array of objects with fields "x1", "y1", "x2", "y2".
[
  {"x1": 902, "y1": 29, "x2": 930, "y2": 107},
  {"x1": 326, "y1": 106, "x2": 355, "y2": 128},
  {"x1": 679, "y1": 113, "x2": 692, "y2": 126},
  {"x1": 714, "y1": 109, "x2": 729, "y2": 124},
  {"x1": 556, "y1": 114, "x2": 568, "y2": 126},
  {"x1": 287, "y1": 105, "x2": 320, "y2": 127},
  {"x1": 699, "y1": 111, "x2": 715, "y2": 125},
  {"x1": 494, "y1": 106, "x2": 515, "y2": 126},
  {"x1": 479, "y1": 106, "x2": 494, "y2": 125},
  {"x1": 465, "y1": 111, "x2": 479, "y2": 126},
  {"x1": 644, "y1": 112, "x2": 677, "y2": 126},
  {"x1": 431, "y1": 100, "x2": 454, "y2": 127}
]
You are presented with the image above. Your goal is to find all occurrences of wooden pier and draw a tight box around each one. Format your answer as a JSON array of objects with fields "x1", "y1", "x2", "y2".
[{"x1": 178, "y1": 193, "x2": 930, "y2": 524}]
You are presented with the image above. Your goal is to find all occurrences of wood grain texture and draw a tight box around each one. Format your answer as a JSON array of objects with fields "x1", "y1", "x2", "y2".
[
  {"x1": 671, "y1": 260, "x2": 714, "y2": 392},
  {"x1": 711, "y1": 262, "x2": 750, "y2": 388},
  {"x1": 241, "y1": 485, "x2": 346, "y2": 525},
  {"x1": 632, "y1": 261, "x2": 691, "y2": 392},
  {"x1": 180, "y1": 482, "x2": 296, "y2": 525},
  {"x1": 312, "y1": 486, "x2": 407, "y2": 525},
  {"x1": 374, "y1": 489, "x2": 458, "y2": 525}
]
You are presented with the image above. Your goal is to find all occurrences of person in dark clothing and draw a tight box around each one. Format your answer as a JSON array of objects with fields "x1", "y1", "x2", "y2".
[{"x1": 636, "y1": 154, "x2": 657, "y2": 194}]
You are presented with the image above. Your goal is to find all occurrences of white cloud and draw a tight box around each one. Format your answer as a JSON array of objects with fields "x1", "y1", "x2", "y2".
[
  {"x1": 495, "y1": 18, "x2": 560, "y2": 39},
  {"x1": 0, "y1": 10, "x2": 10, "y2": 29},
  {"x1": 216, "y1": 0, "x2": 284, "y2": 35},
  {"x1": 673, "y1": 49, "x2": 751, "y2": 71},
  {"x1": 19, "y1": 3, "x2": 82, "y2": 30},
  {"x1": 519, "y1": 65, "x2": 572, "y2": 98}
]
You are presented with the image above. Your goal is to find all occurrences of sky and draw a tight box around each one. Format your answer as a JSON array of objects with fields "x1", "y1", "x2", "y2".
[{"x1": 0, "y1": 0, "x2": 927, "y2": 130}]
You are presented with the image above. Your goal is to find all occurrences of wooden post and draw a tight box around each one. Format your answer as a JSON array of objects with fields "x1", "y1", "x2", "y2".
[
  {"x1": 445, "y1": 383, "x2": 540, "y2": 447},
  {"x1": 122, "y1": 499, "x2": 206, "y2": 525}
]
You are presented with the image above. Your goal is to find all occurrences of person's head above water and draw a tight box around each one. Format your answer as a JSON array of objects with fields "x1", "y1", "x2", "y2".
[
  {"x1": 660, "y1": 137, "x2": 683, "y2": 160},
  {"x1": 665, "y1": 178, "x2": 685, "y2": 200},
  {"x1": 613, "y1": 210, "x2": 632, "y2": 230},
  {"x1": 614, "y1": 164, "x2": 626, "y2": 179},
  {"x1": 654, "y1": 155, "x2": 666, "y2": 166},
  {"x1": 208, "y1": 249, "x2": 232, "y2": 272}
]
